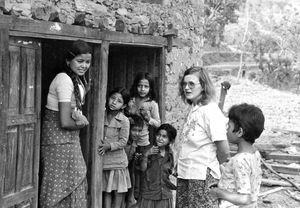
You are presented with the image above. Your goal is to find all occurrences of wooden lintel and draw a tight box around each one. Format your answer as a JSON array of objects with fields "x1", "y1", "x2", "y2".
[
  {"x1": 163, "y1": 28, "x2": 178, "y2": 37},
  {"x1": 1, "y1": 15, "x2": 167, "y2": 47},
  {"x1": 100, "y1": 31, "x2": 167, "y2": 47}
]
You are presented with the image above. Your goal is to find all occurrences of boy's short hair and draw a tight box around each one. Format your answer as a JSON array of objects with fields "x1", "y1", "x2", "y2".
[
  {"x1": 157, "y1": 123, "x2": 177, "y2": 144},
  {"x1": 129, "y1": 115, "x2": 144, "y2": 128},
  {"x1": 228, "y1": 103, "x2": 265, "y2": 144}
]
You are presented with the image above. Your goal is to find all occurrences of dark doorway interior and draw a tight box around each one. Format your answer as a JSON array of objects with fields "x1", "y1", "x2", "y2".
[{"x1": 107, "y1": 45, "x2": 161, "y2": 99}]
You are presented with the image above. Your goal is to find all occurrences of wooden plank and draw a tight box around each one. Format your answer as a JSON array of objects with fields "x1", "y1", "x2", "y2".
[
  {"x1": 272, "y1": 128, "x2": 300, "y2": 136},
  {"x1": 258, "y1": 187, "x2": 285, "y2": 197},
  {"x1": 23, "y1": 124, "x2": 34, "y2": 187},
  {"x1": 105, "y1": 32, "x2": 166, "y2": 47},
  {"x1": 32, "y1": 40, "x2": 41, "y2": 208},
  {"x1": 2, "y1": 15, "x2": 167, "y2": 46},
  {"x1": 0, "y1": 22, "x2": 9, "y2": 208},
  {"x1": 0, "y1": 0, "x2": 4, "y2": 13},
  {"x1": 10, "y1": 31, "x2": 103, "y2": 44},
  {"x1": 265, "y1": 153, "x2": 300, "y2": 162},
  {"x1": 268, "y1": 163, "x2": 300, "y2": 175},
  {"x1": 2, "y1": 189, "x2": 36, "y2": 207},
  {"x1": 159, "y1": 47, "x2": 166, "y2": 122},
  {"x1": 4, "y1": 126, "x2": 18, "y2": 195},
  {"x1": 7, "y1": 114, "x2": 38, "y2": 126},
  {"x1": 90, "y1": 41, "x2": 109, "y2": 208},
  {"x1": 24, "y1": 47, "x2": 36, "y2": 114},
  {"x1": 8, "y1": 44, "x2": 20, "y2": 115},
  {"x1": 262, "y1": 178, "x2": 300, "y2": 187}
]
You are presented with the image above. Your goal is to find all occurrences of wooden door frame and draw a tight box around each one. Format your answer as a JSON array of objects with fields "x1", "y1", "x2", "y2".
[
  {"x1": 0, "y1": 14, "x2": 167, "y2": 208},
  {"x1": 0, "y1": 20, "x2": 9, "y2": 208}
]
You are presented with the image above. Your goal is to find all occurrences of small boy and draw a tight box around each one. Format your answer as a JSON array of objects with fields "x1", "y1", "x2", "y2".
[
  {"x1": 124, "y1": 115, "x2": 144, "y2": 208},
  {"x1": 138, "y1": 123, "x2": 177, "y2": 208},
  {"x1": 210, "y1": 103, "x2": 265, "y2": 208}
]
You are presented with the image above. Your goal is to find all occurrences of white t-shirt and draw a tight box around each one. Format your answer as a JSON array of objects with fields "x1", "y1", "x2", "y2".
[
  {"x1": 46, "y1": 73, "x2": 84, "y2": 111},
  {"x1": 177, "y1": 102, "x2": 227, "y2": 180}
]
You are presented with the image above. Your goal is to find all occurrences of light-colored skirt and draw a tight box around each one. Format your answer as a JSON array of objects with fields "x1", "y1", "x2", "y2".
[
  {"x1": 103, "y1": 168, "x2": 131, "y2": 193},
  {"x1": 139, "y1": 198, "x2": 173, "y2": 208}
]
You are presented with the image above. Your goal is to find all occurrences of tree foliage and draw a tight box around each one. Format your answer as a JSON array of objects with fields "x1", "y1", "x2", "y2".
[
  {"x1": 236, "y1": 0, "x2": 300, "y2": 92},
  {"x1": 203, "y1": 0, "x2": 245, "y2": 47}
]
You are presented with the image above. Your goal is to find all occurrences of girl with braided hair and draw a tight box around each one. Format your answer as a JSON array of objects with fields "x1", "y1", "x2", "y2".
[{"x1": 39, "y1": 40, "x2": 92, "y2": 208}]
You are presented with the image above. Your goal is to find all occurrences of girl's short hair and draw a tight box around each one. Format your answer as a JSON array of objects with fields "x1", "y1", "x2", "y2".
[
  {"x1": 228, "y1": 103, "x2": 265, "y2": 144},
  {"x1": 130, "y1": 72, "x2": 156, "y2": 100},
  {"x1": 108, "y1": 87, "x2": 131, "y2": 106},
  {"x1": 65, "y1": 39, "x2": 92, "y2": 61},
  {"x1": 179, "y1": 66, "x2": 216, "y2": 105},
  {"x1": 157, "y1": 123, "x2": 177, "y2": 144}
]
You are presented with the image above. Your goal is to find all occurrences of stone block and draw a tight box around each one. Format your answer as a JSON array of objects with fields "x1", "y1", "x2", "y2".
[
  {"x1": 115, "y1": 18, "x2": 127, "y2": 32},
  {"x1": 116, "y1": 8, "x2": 127, "y2": 16},
  {"x1": 74, "y1": 12, "x2": 86, "y2": 26}
]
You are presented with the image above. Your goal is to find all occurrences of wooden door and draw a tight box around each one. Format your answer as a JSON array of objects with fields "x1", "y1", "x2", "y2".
[{"x1": 0, "y1": 37, "x2": 41, "y2": 208}]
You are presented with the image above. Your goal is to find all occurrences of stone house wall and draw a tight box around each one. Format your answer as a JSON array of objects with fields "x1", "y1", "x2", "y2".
[{"x1": 2, "y1": 0, "x2": 206, "y2": 139}]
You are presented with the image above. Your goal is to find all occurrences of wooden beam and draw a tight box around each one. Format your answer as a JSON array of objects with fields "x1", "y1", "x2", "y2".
[
  {"x1": 258, "y1": 187, "x2": 285, "y2": 197},
  {"x1": 90, "y1": 41, "x2": 109, "y2": 208},
  {"x1": 265, "y1": 153, "x2": 300, "y2": 162},
  {"x1": 1, "y1": 15, "x2": 167, "y2": 47},
  {"x1": 99, "y1": 31, "x2": 166, "y2": 47},
  {"x1": 271, "y1": 128, "x2": 300, "y2": 136},
  {"x1": 9, "y1": 31, "x2": 103, "y2": 44},
  {"x1": 262, "y1": 178, "x2": 300, "y2": 187},
  {"x1": 267, "y1": 163, "x2": 300, "y2": 175},
  {"x1": 0, "y1": 21, "x2": 9, "y2": 208},
  {"x1": 159, "y1": 47, "x2": 166, "y2": 123},
  {"x1": 0, "y1": 0, "x2": 4, "y2": 14}
]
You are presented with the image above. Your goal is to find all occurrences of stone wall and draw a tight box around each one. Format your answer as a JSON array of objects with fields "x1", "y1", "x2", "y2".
[{"x1": 2, "y1": 0, "x2": 206, "y2": 138}]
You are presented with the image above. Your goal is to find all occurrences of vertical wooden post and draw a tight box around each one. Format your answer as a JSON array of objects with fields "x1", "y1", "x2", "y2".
[
  {"x1": 90, "y1": 41, "x2": 109, "y2": 208},
  {"x1": 0, "y1": 19, "x2": 9, "y2": 208},
  {"x1": 159, "y1": 47, "x2": 166, "y2": 123},
  {"x1": 0, "y1": 0, "x2": 4, "y2": 14}
]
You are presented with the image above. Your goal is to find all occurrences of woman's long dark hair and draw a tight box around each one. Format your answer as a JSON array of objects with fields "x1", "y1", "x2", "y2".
[{"x1": 64, "y1": 40, "x2": 92, "y2": 110}]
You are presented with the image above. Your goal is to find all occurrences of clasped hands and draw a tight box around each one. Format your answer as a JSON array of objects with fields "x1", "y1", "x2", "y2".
[{"x1": 72, "y1": 110, "x2": 89, "y2": 127}]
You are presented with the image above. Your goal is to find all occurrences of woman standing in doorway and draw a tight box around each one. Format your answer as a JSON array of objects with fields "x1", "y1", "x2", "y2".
[
  {"x1": 39, "y1": 40, "x2": 92, "y2": 208},
  {"x1": 176, "y1": 66, "x2": 230, "y2": 208}
]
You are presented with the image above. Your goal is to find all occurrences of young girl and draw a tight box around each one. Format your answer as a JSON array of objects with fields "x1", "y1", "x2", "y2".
[
  {"x1": 126, "y1": 72, "x2": 161, "y2": 148},
  {"x1": 176, "y1": 66, "x2": 230, "y2": 208},
  {"x1": 126, "y1": 72, "x2": 161, "y2": 201},
  {"x1": 40, "y1": 40, "x2": 92, "y2": 208},
  {"x1": 139, "y1": 124, "x2": 177, "y2": 208},
  {"x1": 210, "y1": 103, "x2": 265, "y2": 208},
  {"x1": 98, "y1": 87, "x2": 131, "y2": 208}
]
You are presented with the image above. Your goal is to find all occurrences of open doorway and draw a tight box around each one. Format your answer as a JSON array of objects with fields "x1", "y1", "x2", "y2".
[{"x1": 107, "y1": 45, "x2": 163, "y2": 110}]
